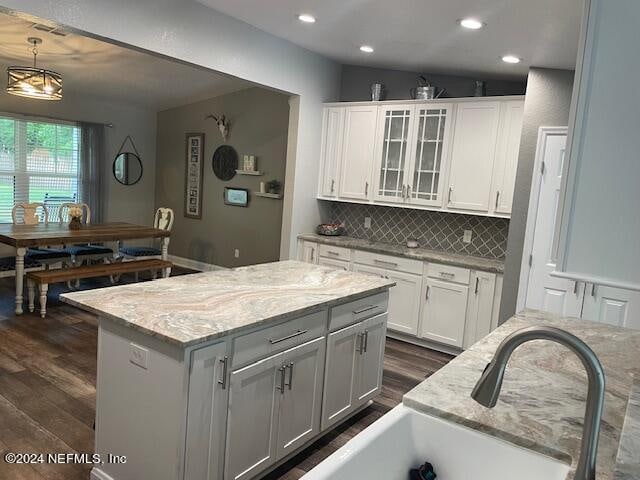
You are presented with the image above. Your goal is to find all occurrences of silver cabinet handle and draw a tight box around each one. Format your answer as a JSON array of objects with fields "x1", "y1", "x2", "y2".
[
  {"x1": 402, "y1": 184, "x2": 406, "y2": 199},
  {"x1": 574, "y1": 281, "x2": 579, "y2": 295},
  {"x1": 218, "y1": 356, "x2": 229, "y2": 389},
  {"x1": 407, "y1": 184, "x2": 412, "y2": 199},
  {"x1": 495, "y1": 191, "x2": 500, "y2": 210},
  {"x1": 425, "y1": 286, "x2": 431, "y2": 301},
  {"x1": 326, "y1": 250, "x2": 341, "y2": 257},
  {"x1": 591, "y1": 283, "x2": 597, "y2": 297},
  {"x1": 439, "y1": 272, "x2": 455, "y2": 279},
  {"x1": 448, "y1": 187, "x2": 453, "y2": 204},
  {"x1": 373, "y1": 259, "x2": 398, "y2": 268},
  {"x1": 357, "y1": 332, "x2": 365, "y2": 354},
  {"x1": 363, "y1": 330, "x2": 369, "y2": 353},
  {"x1": 269, "y1": 329, "x2": 308, "y2": 344},
  {"x1": 330, "y1": 179, "x2": 335, "y2": 193},
  {"x1": 277, "y1": 366, "x2": 286, "y2": 393},
  {"x1": 310, "y1": 248, "x2": 315, "y2": 262},
  {"x1": 365, "y1": 182, "x2": 369, "y2": 196},
  {"x1": 286, "y1": 362, "x2": 294, "y2": 390},
  {"x1": 475, "y1": 277, "x2": 479, "y2": 294},
  {"x1": 353, "y1": 304, "x2": 378, "y2": 315}
]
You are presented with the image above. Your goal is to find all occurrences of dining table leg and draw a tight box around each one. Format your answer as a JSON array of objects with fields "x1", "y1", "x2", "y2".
[
  {"x1": 15, "y1": 247, "x2": 26, "y2": 315},
  {"x1": 161, "y1": 237, "x2": 171, "y2": 278}
]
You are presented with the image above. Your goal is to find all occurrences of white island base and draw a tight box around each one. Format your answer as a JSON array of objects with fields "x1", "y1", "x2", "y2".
[{"x1": 79, "y1": 272, "x2": 391, "y2": 480}]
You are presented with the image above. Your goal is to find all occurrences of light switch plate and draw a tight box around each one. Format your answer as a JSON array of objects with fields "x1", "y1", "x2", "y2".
[
  {"x1": 130, "y1": 343, "x2": 148, "y2": 369},
  {"x1": 364, "y1": 217, "x2": 372, "y2": 229},
  {"x1": 463, "y1": 230, "x2": 473, "y2": 244}
]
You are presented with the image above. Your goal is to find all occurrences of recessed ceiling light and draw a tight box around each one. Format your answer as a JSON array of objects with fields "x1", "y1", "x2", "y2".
[
  {"x1": 297, "y1": 14, "x2": 316, "y2": 23},
  {"x1": 360, "y1": 45, "x2": 374, "y2": 53},
  {"x1": 459, "y1": 18, "x2": 484, "y2": 30},
  {"x1": 501, "y1": 55, "x2": 521, "y2": 64}
]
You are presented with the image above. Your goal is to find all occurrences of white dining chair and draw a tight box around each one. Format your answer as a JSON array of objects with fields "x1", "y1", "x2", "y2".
[{"x1": 57, "y1": 203, "x2": 113, "y2": 266}]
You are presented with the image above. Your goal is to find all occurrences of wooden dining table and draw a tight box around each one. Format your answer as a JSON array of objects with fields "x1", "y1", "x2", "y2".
[{"x1": 0, "y1": 222, "x2": 171, "y2": 315}]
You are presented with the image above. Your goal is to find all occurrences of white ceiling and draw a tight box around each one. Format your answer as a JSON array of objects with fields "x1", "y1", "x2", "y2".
[
  {"x1": 197, "y1": 0, "x2": 584, "y2": 79},
  {"x1": 0, "y1": 14, "x2": 252, "y2": 111}
]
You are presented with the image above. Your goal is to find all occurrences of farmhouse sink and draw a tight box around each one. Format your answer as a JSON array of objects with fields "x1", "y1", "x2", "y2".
[{"x1": 302, "y1": 405, "x2": 570, "y2": 480}]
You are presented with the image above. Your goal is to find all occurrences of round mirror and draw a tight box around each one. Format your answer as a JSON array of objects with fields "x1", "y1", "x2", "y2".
[{"x1": 113, "y1": 152, "x2": 143, "y2": 185}]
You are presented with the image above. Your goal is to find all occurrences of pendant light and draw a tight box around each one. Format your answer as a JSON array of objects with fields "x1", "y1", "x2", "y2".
[{"x1": 6, "y1": 37, "x2": 63, "y2": 101}]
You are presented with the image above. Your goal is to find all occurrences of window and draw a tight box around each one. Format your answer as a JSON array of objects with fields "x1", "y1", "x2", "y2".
[{"x1": 0, "y1": 116, "x2": 81, "y2": 223}]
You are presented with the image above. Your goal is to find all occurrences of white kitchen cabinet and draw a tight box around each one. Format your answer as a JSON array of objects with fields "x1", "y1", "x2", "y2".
[
  {"x1": 407, "y1": 104, "x2": 454, "y2": 207},
  {"x1": 447, "y1": 101, "x2": 501, "y2": 212},
  {"x1": 225, "y1": 350, "x2": 284, "y2": 480},
  {"x1": 420, "y1": 278, "x2": 469, "y2": 348},
  {"x1": 318, "y1": 257, "x2": 350, "y2": 271},
  {"x1": 491, "y1": 101, "x2": 524, "y2": 215},
  {"x1": 276, "y1": 337, "x2": 326, "y2": 459},
  {"x1": 372, "y1": 105, "x2": 416, "y2": 203},
  {"x1": 318, "y1": 107, "x2": 345, "y2": 198},
  {"x1": 339, "y1": 106, "x2": 377, "y2": 200},
  {"x1": 464, "y1": 272, "x2": 497, "y2": 349},
  {"x1": 321, "y1": 322, "x2": 360, "y2": 430},
  {"x1": 580, "y1": 284, "x2": 640, "y2": 329},
  {"x1": 185, "y1": 342, "x2": 229, "y2": 480},
  {"x1": 354, "y1": 313, "x2": 387, "y2": 403},
  {"x1": 299, "y1": 240, "x2": 318, "y2": 264}
]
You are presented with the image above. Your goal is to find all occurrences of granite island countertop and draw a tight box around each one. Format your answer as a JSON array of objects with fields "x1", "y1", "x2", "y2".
[
  {"x1": 403, "y1": 309, "x2": 640, "y2": 480},
  {"x1": 60, "y1": 260, "x2": 394, "y2": 347},
  {"x1": 298, "y1": 233, "x2": 505, "y2": 273}
]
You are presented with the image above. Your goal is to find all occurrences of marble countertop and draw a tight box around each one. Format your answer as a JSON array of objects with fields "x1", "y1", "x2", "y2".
[
  {"x1": 614, "y1": 381, "x2": 640, "y2": 480},
  {"x1": 298, "y1": 233, "x2": 505, "y2": 273},
  {"x1": 403, "y1": 309, "x2": 640, "y2": 480},
  {"x1": 60, "y1": 260, "x2": 394, "y2": 347}
]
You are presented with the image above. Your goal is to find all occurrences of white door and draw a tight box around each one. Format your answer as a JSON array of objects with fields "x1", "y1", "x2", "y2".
[
  {"x1": 321, "y1": 322, "x2": 360, "y2": 430},
  {"x1": 421, "y1": 278, "x2": 469, "y2": 348},
  {"x1": 524, "y1": 131, "x2": 584, "y2": 317},
  {"x1": 372, "y1": 105, "x2": 415, "y2": 203},
  {"x1": 224, "y1": 351, "x2": 284, "y2": 480},
  {"x1": 299, "y1": 241, "x2": 318, "y2": 264},
  {"x1": 581, "y1": 284, "x2": 640, "y2": 329},
  {"x1": 463, "y1": 272, "x2": 496, "y2": 349},
  {"x1": 339, "y1": 106, "x2": 377, "y2": 200},
  {"x1": 407, "y1": 104, "x2": 453, "y2": 207},
  {"x1": 447, "y1": 101, "x2": 501, "y2": 212},
  {"x1": 185, "y1": 342, "x2": 228, "y2": 480},
  {"x1": 276, "y1": 337, "x2": 326, "y2": 459},
  {"x1": 318, "y1": 107, "x2": 344, "y2": 197},
  {"x1": 318, "y1": 257, "x2": 350, "y2": 271},
  {"x1": 491, "y1": 100, "x2": 525, "y2": 215},
  {"x1": 354, "y1": 313, "x2": 387, "y2": 403}
]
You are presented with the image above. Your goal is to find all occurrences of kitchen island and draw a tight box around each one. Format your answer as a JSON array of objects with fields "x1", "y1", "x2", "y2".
[{"x1": 61, "y1": 260, "x2": 394, "y2": 480}]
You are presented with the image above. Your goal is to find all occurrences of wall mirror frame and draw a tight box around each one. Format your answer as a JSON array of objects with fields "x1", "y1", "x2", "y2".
[{"x1": 113, "y1": 135, "x2": 143, "y2": 186}]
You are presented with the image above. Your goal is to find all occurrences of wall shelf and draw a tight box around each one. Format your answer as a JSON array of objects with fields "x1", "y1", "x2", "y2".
[
  {"x1": 236, "y1": 170, "x2": 263, "y2": 176},
  {"x1": 255, "y1": 192, "x2": 283, "y2": 200}
]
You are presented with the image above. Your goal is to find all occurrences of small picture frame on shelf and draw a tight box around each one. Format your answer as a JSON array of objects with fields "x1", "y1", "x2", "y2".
[{"x1": 224, "y1": 187, "x2": 249, "y2": 207}]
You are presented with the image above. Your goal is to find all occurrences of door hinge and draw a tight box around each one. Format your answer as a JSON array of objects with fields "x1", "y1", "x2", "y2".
[
  {"x1": 540, "y1": 161, "x2": 546, "y2": 176},
  {"x1": 528, "y1": 254, "x2": 533, "y2": 267}
]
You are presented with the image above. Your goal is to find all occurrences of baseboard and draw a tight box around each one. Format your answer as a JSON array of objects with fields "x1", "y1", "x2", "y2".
[
  {"x1": 386, "y1": 331, "x2": 462, "y2": 356},
  {"x1": 167, "y1": 255, "x2": 227, "y2": 272},
  {"x1": 90, "y1": 468, "x2": 115, "y2": 480}
]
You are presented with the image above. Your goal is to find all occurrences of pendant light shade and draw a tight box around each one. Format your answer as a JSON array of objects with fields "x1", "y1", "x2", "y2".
[{"x1": 6, "y1": 37, "x2": 63, "y2": 101}]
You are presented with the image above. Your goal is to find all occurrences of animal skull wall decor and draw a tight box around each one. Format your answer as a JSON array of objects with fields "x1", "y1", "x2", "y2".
[{"x1": 205, "y1": 114, "x2": 230, "y2": 142}]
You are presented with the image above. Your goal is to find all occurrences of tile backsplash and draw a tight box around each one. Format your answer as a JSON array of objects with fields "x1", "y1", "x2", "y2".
[{"x1": 325, "y1": 202, "x2": 509, "y2": 259}]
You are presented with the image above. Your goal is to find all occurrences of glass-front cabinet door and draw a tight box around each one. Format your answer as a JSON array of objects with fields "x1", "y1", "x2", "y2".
[
  {"x1": 407, "y1": 104, "x2": 453, "y2": 207},
  {"x1": 372, "y1": 105, "x2": 416, "y2": 203}
]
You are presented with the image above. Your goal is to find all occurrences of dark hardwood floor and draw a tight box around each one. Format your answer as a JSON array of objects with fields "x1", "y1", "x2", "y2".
[{"x1": 0, "y1": 271, "x2": 453, "y2": 480}]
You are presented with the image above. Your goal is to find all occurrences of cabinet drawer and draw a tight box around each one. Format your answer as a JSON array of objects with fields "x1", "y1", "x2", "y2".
[
  {"x1": 318, "y1": 244, "x2": 351, "y2": 261},
  {"x1": 329, "y1": 291, "x2": 388, "y2": 332},
  {"x1": 232, "y1": 310, "x2": 327, "y2": 368},
  {"x1": 426, "y1": 263, "x2": 470, "y2": 284},
  {"x1": 353, "y1": 250, "x2": 422, "y2": 275}
]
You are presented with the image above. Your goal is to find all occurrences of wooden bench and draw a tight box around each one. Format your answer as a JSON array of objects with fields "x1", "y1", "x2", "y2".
[{"x1": 26, "y1": 259, "x2": 173, "y2": 318}]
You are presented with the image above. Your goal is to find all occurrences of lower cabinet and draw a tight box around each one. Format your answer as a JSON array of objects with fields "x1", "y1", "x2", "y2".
[
  {"x1": 464, "y1": 271, "x2": 497, "y2": 349},
  {"x1": 318, "y1": 256, "x2": 350, "y2": 271},
  {"x1": 321, "y1": 313, "x2": 387, "y2": 430},
  {"x1": 420, "y1": 278, "x2": 469, "y2": 348},
  {"x1": 224, "y1": 337, "x2": 325, "y2": 480}
]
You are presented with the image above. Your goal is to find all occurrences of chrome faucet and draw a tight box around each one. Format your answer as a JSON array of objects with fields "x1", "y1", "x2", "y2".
[{"x1": 471, "y1": 326, "x2": 605, "y2": 480}]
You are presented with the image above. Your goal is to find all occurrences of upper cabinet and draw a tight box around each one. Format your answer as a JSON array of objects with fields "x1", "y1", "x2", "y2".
[
  {"x1": 338, "y1": 105, "x2": 377, "y2": 200},
  {"x1": 317, "y1": 97, "x2": 524, "y2": 218}
]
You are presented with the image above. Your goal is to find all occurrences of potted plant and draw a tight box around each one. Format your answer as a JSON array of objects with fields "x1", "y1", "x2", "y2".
[{"x1": 265, "y1": 180, "x2": 281, "y2": 195}]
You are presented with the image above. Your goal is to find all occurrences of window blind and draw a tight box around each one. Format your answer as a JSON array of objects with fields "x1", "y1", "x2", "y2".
[{"x1": 0, "y1": 115, "x2": 81, "y2": 223}]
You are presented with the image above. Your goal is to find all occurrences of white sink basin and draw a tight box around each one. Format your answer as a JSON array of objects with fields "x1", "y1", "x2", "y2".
[{"x1": 302, "y1": 405, "x2": 570, "y2": 480}]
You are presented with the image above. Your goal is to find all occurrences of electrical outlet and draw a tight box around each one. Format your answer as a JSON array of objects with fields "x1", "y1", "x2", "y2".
[
  {"x1": 463, "y1": 230, "x2": 473, "y2": 244},
  {"x1": 364, "y1": 217, "x2": 372, "y2": 229},
  {"x1": 130, "y1": 343, "x2": 148, "y2": 369},
  {"x1": 234, "y1": 249, "x2": 240, "y2": 258}
]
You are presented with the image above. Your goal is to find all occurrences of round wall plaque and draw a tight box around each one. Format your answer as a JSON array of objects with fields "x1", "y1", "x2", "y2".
[{"x1": 212, "y1": 145, "x2": 238, "y2": 181}]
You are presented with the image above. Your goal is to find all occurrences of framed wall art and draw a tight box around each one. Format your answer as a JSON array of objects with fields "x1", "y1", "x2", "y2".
[{"x1": 184, "y1": 133, "x2": 204, "y2": 219}]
